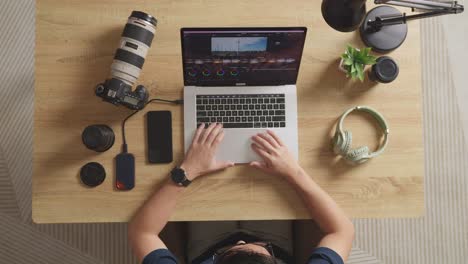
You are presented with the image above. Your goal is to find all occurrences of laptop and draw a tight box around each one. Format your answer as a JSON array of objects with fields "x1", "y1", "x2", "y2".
[{"x1": 181, "y1": 27, "x2": 307, "y2": 163}]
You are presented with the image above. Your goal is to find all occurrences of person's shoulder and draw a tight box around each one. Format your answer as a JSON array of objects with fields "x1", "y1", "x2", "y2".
[
  {"x1": 142, "y1": 249, "x2": 178, "y2": 264},
  {"x1": 307, "y1": 247, "x2": 344, "y2": 264}
]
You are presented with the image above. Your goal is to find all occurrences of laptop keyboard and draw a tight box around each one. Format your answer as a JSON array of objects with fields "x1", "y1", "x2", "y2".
[{"x1": 196, "y1": 94, "x2": 286, "y2": 128}]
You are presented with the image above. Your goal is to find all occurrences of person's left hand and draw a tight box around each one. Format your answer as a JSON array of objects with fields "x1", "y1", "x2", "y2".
[{"x1": 180, "y1": 123, "x2": 234, "y2": 180}]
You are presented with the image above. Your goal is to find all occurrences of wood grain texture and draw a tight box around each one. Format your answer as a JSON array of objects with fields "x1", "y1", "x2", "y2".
[{"x1": 33, "y1": 0, "x2": 424, "y2": 223}]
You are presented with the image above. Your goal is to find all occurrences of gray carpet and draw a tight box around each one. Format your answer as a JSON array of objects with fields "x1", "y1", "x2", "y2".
[{"x1": 0, "y1": 0, "x2": 467, "y2": 263}]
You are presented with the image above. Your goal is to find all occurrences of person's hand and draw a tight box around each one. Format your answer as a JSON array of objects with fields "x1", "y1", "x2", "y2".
[
  {"x1": 250, "y1": 130, "x2": 302, "y2": 180},
  {"x1": 180, "y1": 123, "x2": 234, "y2": 180}
]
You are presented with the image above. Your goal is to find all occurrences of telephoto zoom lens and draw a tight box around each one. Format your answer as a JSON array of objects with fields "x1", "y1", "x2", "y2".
[{"x1": 111, "y1": 11, "x2": 157, "y2": 87}]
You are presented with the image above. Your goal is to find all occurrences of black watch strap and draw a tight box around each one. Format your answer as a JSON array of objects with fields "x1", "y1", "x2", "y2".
[{"x1": 170, "y1": 167, "x2": 191, "y2": 187}]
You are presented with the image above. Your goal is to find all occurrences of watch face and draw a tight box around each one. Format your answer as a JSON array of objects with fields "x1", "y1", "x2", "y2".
[
  {"x1": 173, "y1": 173, "x2": 185, "y2": 182},
  {"x1": 172, "y1": 168, "x2": 186, "y2": 183}
]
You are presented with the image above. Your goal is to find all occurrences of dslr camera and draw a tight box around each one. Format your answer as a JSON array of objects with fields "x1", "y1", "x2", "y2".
[{"x1": 95, "y1": 11, "x2": 157, "y2": 110}]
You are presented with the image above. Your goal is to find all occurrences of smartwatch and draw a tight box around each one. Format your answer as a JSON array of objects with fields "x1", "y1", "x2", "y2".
[{"x1": 170, "y1": 167, "x2": 191, "y2": 187}]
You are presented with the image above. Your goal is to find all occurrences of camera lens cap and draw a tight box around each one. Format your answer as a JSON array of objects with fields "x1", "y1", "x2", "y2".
[{"x1": 80, "y1": 162, "x2": 106, "y2": 187}]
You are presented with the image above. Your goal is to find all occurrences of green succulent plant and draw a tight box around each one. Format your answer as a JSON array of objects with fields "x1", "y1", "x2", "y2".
[{"x1": 341, "y1": 45, "x2": 377, "y2": 81}]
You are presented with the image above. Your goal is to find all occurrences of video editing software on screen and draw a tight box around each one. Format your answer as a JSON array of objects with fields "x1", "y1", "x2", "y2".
[{"x1": 181, "y1": 28, "x2": 307, "y2": 86}]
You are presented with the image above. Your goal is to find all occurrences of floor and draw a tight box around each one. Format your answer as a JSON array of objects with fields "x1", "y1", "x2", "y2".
[{"x1": 0, "y1": 0, "x2": 467, "y2": 263}]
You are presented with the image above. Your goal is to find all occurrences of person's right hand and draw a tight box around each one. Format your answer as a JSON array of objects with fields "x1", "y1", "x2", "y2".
[{"x1": 250, "y1": 130, "x2": 302, "y2": 180}]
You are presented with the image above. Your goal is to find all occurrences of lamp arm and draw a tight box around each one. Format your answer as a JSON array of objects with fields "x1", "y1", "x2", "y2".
[
  {"x1": 376, "y1": 0, "x2": 462, "y2": 10},
  {"x1": 366, "y1": 0, "x2": 464, "y2": 32}
]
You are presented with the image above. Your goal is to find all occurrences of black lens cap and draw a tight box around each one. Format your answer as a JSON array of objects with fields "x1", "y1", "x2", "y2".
[{"x1": 80, "y1": 162, "x2": 106, "y2": 187}]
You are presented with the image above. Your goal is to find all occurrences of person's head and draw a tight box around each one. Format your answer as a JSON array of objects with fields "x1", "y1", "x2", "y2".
[{"x1": 213, "y1": 241, "x2": 277, "y2": 264}]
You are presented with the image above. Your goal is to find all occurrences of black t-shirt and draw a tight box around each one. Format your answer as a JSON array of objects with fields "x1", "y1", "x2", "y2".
[{"x1": 142, "y1": 247, "x2": 343, "y2": 264}]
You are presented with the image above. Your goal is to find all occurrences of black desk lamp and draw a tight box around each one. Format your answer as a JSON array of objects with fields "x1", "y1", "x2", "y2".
[{"x1": 360, "y1": 0, "x2": 464, "y2": 52}]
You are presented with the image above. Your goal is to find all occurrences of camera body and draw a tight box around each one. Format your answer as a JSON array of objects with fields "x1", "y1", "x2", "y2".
[
  {"x1": 95, "y1": 79, "x2": 148, "y2": 110},
  {"x1": 95, "y1": 11, "x2": 157, "y2": 110}
]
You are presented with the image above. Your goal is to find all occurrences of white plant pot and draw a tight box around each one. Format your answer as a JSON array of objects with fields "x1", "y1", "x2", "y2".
[
  {"x1": 338, "y1": 58, "x2": 348, "y2": 73},
  {"x1": 338, "y1": 48, "x2": 360, "y2": 74}
]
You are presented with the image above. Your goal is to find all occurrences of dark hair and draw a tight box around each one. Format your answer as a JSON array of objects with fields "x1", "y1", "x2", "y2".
[{"x1": 215, "y1": 249, "x2": 276, "y2": 264}]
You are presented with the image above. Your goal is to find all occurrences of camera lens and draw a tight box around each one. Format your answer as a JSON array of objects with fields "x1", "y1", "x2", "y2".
[
  {"x1": 94, "y1": 11, "x2": 155, "y2": 110},
  {"x1": 110, "y1": 11, "x2": 157, "y2": 86},
  {"x1": 129, "y1": 11, "x2": 157, "y2": 27},
  {"x1": 82, "y1": 125, "x2": 115, "y2": 152}
]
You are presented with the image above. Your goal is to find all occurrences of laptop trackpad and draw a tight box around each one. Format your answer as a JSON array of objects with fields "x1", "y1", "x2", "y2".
[{"x1": 216, "y1": 128, "x2": 293, "y2": 164}]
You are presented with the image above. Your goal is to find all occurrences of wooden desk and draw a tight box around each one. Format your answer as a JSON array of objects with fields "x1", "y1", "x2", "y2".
[{"x1": 34, "y1": 0, "x2": 424, "y2": 223}]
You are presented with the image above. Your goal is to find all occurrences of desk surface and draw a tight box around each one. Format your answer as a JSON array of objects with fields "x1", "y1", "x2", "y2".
[{"x1": 33, "y1": 0, "x2": 424, "y2": 223}]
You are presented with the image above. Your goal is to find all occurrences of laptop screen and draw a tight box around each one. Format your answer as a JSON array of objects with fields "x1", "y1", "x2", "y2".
[{"x1": 181, "y1": 27, "x2": 307, "y2": 86}]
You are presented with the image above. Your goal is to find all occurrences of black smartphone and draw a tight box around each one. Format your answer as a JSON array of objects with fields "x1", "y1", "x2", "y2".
[{"x1": 147, "y1": 111, "x2": 173, "y2": 163}]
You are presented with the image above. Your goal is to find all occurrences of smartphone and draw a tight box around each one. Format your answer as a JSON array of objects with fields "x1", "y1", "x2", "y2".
[{"x1": 147, "y1": 111, "x2": 173, "y2": 163}]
